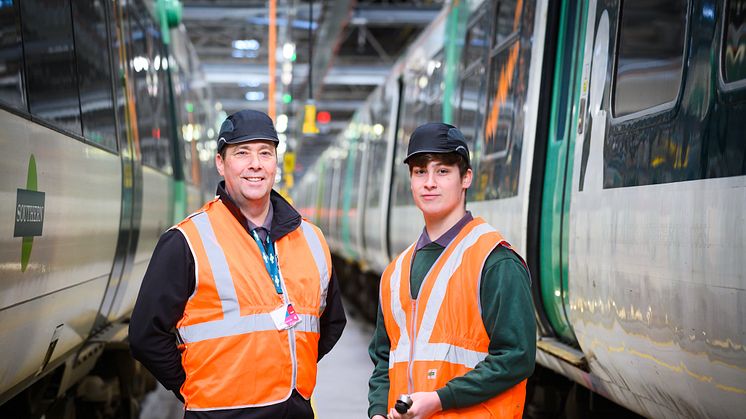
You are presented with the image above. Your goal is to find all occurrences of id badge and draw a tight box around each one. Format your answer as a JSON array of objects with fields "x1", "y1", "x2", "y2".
[
  {"x1": 270, "y1": 303, "x2": 301, "y2": 330},
  {"x1": 284, "y1": 303, "x2": 300, "y2": 328}
]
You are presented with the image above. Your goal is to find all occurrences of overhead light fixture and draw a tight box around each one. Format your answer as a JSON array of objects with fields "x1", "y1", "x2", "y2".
[
  {"x1": 276, "y1": 114, "x2": 288, "y2": 133},
  {"x1": 233, "y1": 39, "x2": 260, "y2": 51},
  {"x1": 245, "y1": 91, "x2": 265, "y2": 101},
  {"x1": 282, "y1": 42, "x2": 295, "y2": 60}
]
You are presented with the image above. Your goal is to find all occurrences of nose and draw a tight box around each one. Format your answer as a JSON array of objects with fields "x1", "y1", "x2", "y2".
[
  {"x1": 424, "y1": 171, "x2": 436, "y2": 189},
  {"x1": 247, "y1": 152, "x2": 262, "y2": 169}
]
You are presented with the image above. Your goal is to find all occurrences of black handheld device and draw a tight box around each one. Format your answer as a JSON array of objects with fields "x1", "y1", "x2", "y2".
[{"x1": 395, "y1": 394, "x2": 413, "y2": 414}]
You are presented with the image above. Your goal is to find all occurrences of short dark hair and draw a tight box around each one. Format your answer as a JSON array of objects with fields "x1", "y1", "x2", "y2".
[{"x1": 406, "y1": 152, "x2": 470, "y2": 177}]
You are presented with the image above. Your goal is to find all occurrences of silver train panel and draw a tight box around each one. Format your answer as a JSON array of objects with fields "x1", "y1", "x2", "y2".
[
  {"x1": 0, "y1": 277, "x2": 110, "y2": 397},
  {"x1": 568, "y1": 174, "x2": 746, "y2": 418},
  {"x1": 0, "y1": 115, "x2": 121, "y2": 308},
  {"x1": 0, "y1": 110, "x2": 121, "y2": 395}
]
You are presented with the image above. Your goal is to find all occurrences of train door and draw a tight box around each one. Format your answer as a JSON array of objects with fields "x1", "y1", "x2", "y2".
[
  {"x1": 536, "y1": 0, "x2": 587, "y2": 345},
  {"x1": 94, "y1": 0, "x2": 143, "y2": 328}
]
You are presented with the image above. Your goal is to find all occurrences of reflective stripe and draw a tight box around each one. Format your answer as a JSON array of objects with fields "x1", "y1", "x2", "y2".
[
  {"x1": 389, "y1": 244, "x2": 414, "y2": 369},
  {"x1": 412, "y1": 343, "x2": 487, "y2": 369},
  {"x1": 179, "y1": 313, "x2": 275, "y2": 343},
  {"x1": 296, "y1": 313, "x2": 320, "y2": 333},
  {"x1": 179, "y1": 313, "x2": 319, "y2": 343},
  {"x1": 192, "y1": 212, "x2": 240, "y2": 318},
  {"x1": 415, "y1": 223, "x2": 496, "y2": 347},
  {"x1": 300, "y1": 221, "x2": 330, "y2": 313},
  {"x1": 184, "y1": 214, "x2": 323, "y2": 345}
]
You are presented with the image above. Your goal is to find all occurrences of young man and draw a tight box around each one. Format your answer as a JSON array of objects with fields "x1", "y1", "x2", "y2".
[
  {"x1": 368, "y1": 122, "x2": 536, "y2": 419},
  {"x1": 130, "y1": 109, "x2": 346, "y2": 418}
]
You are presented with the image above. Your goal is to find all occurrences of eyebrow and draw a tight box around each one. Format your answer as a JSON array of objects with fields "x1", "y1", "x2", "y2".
[{"x1": 235, "y1": 144, "x2": 274, "y2": 151}]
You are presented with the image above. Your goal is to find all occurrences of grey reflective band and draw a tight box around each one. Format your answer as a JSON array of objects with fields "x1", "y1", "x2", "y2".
[
  {"x1": 388, "y1": 244, "x2": 414, "y2": 369},
  {"x1": 296, "y1": 313, "x2": 320, "y2": 333},
  {"x1": 179, "y1": 313, "x2": 320, "y2": 343},
  {"x1": 179, "y1": 313, "x2": 276, "y2": 343},
  {"x1": 414, "y1": 342, "x2": 487, "y2": 369},
  {"x1": 415, "y1": 223, "x2": 495, "y2": 347},
  {"x1": 300, "y1": 221, "x2": 331, "y2": 314},
  {"x1": 192, "y1": 212, "x2": 240, "y2": 318}
]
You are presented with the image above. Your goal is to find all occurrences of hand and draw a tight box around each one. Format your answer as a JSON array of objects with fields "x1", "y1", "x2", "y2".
[{"x1": 386, "y1": 392, "x2": 442, "y2": 419}]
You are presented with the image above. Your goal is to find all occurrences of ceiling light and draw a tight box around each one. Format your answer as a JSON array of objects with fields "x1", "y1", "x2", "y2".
[
  {"x1": 245, "y1": 91, "x2": 265, "y2": 101},
  {"x1": 282, "y1": 42, "x2": 295, "y2": 60},
  {"x1": 233, "y1": 39, "x2": 260, "y2": 51}
]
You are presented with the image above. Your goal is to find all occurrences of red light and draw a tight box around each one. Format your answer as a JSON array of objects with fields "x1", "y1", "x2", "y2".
[{"x1": 317, "y1": 111, "x2": 331, "y2": 124}]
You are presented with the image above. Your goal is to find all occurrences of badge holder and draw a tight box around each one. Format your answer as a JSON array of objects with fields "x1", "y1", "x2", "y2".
[{"x1": 270, "y1": 303, "x2": 301, "y2": 330}]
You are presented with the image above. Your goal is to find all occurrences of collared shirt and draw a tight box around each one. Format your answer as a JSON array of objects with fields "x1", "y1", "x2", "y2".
[
  {"x1": 247, "y1": 202, "x2": 273, "y2": 242},
  {"x1": 415, "y1": 211, "x2": 474, "y2": 251}
]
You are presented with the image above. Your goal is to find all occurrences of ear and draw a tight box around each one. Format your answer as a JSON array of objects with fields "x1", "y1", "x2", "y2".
[
  {"x1": 216, "y1": 153, "x2": 225, "y2": 177},
  {"x1": 461, "y1": 168, "x2": 473, "y2": 189}
]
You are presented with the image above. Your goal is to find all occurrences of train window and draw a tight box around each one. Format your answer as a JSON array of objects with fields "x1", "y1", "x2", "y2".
[
  {"x1": 130, "y1": 13, "x2": 172, "y2": 173},
  {"x1": 426, "y1": 52, "x2": 445, "y2": 121},
  {"x1": 472, "y1": 0, "x2": 535, "y2": 201},
  {"x1": 613, "y1": 0, "x2": 687, "y2": 117},
  {"x1": 722, "y1": 0, "x2": 746, "y2": 84},
  {"x1": 0, "y1": 0, "x2": 25, "y2": 110},
  {"x1": 109, "y1": 0, "x2": 129, "y2": 152},
  {"x1": 176, "y1": 71, "x2": 195, "y2": 183},
  {"x1": 494, "y1": 0, "x2": 521, "y2": 46},
  {"x1": 72, "y1": 0, "x2": 117, "y2": 151},
  {"x1": 462, "y1": 8, "x2": 491, "y2": 71},
  {"x1": 483, "y1": 44, "x2": 519, "y2": 158},
  {"x1": 457, "y1": 65, "x2": 484, "y2": 152},
  {"x1": 20, "y1": 0, "x2": 82, "y2": 134}
]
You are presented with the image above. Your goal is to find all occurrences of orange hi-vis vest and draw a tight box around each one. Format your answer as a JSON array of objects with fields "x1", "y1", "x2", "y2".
[
  {"x1": 173, "y1": 198, "x2": 331, "y2": 410},
  {"x1": 380, "y1": 218, "x2": 528, "y2": 418}
]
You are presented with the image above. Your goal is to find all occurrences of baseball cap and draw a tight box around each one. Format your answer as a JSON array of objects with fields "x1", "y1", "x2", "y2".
[
  {"x1": 217, "y1": 109, "x2": 279, "y2": 153},
  {"x1": 403, "y1": 122, "x2": 470, "y2": 165}
]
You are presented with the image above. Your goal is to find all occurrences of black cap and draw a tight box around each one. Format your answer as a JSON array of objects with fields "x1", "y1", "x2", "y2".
[
  {"x1": 403, "y1": 122, "x2": 470, "y2": 165},
  {"x1": 217, "y1": 109, "x2": 279, "y2": 153}
]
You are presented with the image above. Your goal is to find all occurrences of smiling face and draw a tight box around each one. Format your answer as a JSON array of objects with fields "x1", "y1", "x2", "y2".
[
  {"x1": 216, "y1": 140, "x2": 277, "y2": 212},
  {"x1": 409, "y1": 156, "x2": 472, "y2": 222}
]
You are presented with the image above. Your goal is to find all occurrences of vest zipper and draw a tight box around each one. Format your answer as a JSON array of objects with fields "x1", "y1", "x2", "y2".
[
  {"x1": 408, "y1": 298, "x2": 417, "y2": 394},
  {"x1": 275, "y1": 245, "x2": 298, "y2": 391}
]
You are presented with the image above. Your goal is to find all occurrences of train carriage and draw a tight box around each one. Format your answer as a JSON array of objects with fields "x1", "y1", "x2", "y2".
[{"x1": 0, "y1": 0, "x2": 218, "y2": 416}]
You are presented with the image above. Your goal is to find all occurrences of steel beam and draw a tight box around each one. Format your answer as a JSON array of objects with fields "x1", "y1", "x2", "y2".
[
  {"x1": 183, "y1": 4, "x2": 440, "y2": 26},
  {"x1": 202, "y1": 63, "x2": 388, "y2": 85}
]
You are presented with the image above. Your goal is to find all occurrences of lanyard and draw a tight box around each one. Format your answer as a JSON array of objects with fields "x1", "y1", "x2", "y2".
[{"x1": 251, "y1": 229, "x2": 283, "y2": 294}]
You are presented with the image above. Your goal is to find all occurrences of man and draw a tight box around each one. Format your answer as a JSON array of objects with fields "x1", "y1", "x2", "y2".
[
  {"x1": 130, "y1": 109, "x2": 346, "y2": 418},
  {"x1": 368, "y1": 123, "x2": 535, "y2": 419}
]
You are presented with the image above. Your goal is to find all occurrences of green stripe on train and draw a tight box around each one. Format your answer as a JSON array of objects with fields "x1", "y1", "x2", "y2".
[
  {"x1": 539, "y1": 0, "x2": 586, "y2": 343},
  {"x1": 21, "y1": 155, "x2": 38, "y2": 272}
]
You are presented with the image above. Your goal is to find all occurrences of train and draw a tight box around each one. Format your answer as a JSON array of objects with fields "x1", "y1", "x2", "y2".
[
  {"x1": 294, "y1": 0, "x2": 746, "y2": 417},
  {"x1": 0, "y1": 0, "x2": 219, "y2": 416}
]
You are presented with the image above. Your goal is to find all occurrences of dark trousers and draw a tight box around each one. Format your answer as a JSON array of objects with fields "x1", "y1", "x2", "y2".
[{"x1": 183, "y1": 390, "x2": 314, "y2": 419}]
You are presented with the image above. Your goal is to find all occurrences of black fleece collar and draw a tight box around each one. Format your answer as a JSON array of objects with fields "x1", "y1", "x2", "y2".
[{"x1": 215, "y1": 181, "x2": 302, "y2": 241}]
